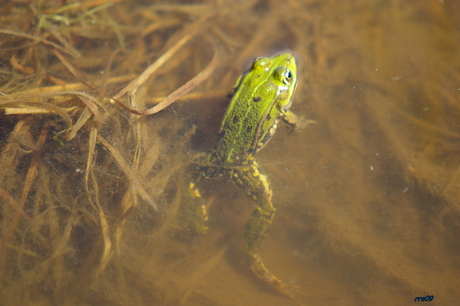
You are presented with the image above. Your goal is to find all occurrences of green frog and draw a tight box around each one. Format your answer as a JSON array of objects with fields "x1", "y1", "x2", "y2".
[{"x1": 185, "y1": 52, "x2": 307, "y2": 302}]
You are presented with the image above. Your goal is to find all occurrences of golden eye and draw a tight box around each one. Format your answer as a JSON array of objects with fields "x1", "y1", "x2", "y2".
[
  {"x1": 284, "y1": 70, "x2": 293, "y2": 85},
  {"x1": 252, "y1": 57, "x2": 270, "y2": 71},
  {"x1": 274, "y1": 67, "x2": 292, "y2": 85}
]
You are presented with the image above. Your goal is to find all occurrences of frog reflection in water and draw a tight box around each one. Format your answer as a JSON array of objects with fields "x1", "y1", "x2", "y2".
[{"x1": 185, "y1": 52, "x2": 307, "y2": 302}]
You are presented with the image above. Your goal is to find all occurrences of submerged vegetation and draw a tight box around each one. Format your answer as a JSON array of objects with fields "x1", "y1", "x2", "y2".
[{"x1": 0, "y1": 0, "x2": 459, "y2": 305}]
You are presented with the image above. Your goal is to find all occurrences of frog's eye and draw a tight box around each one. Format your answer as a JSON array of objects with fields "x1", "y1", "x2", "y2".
[
  {"x1": 252, "y1": 57, "x2": 270, "y2": 71},
  {"x1": 284, "y1": 70, "x2": 293, "y2": 85},
  {"x1": 274, "y1": 67, "x2": 293, "y2": 85}
]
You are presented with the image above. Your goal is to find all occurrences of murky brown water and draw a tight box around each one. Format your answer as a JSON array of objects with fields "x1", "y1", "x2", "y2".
[{"x1": 1, "y1": 1, "x2": 459, "y2": 305}]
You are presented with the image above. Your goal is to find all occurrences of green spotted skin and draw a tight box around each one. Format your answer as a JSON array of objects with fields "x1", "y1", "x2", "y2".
[{"x1": 186, "y1": 53, "x2": 306, "y2": 303}]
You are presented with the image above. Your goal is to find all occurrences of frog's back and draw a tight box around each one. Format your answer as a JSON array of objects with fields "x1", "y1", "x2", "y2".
[{"x1": 214, "y1": 53, "x2": 297, "y2": 166}]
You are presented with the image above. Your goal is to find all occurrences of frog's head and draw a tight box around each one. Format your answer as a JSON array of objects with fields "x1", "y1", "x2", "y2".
[
  {"x1": 271, "y1": 53, "x2": 298, "y2": 111},
  {"x1": 247, "y1": 52, "x2": 297, "y2": 106}
]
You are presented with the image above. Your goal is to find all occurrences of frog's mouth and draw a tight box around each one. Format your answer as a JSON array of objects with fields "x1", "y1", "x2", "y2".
[
  {"x1": 283, "y1": 77, "x2": 297, "y2": 112},
  {"x1": 283, "y1": 54, "x2": 298, "y2": 111}
]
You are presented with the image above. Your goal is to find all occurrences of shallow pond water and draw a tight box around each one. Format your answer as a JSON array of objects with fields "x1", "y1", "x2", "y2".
[{"x1": 1, "y1": 1, "x2": 459, "y2": 305}]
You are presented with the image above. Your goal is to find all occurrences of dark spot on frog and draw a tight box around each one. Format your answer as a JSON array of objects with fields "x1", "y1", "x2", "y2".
[
  {"x1": 233, "y1": 115, "x2": 239, "y2": 123},
  {"x1": 253, "y1": 96, "x2": 261, "y2": 102},
  {"x1": 246, "y1": 126, "x2": 253, "y2": 133}
]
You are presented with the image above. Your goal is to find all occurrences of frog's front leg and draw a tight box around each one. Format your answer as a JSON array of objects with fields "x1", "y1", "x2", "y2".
[
  {"x1": 282, "y1": 110, "x2": 315, "y2": 132},
  {"x1": 231, "y1": 162, "x2": 299, "y2": 302}
]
